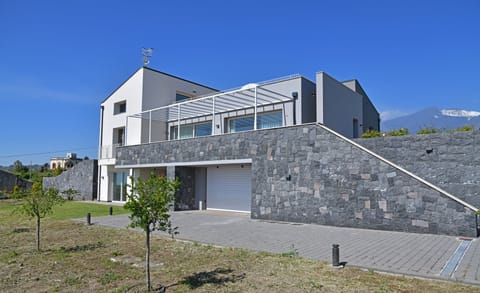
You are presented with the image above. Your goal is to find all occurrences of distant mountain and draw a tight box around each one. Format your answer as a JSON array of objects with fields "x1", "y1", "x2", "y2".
[{"x1": 381, "y1": 107, "x2": 480, "y2": 133}]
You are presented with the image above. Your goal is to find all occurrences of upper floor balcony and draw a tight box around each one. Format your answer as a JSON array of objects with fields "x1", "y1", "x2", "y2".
[
  {"x1": 100, "y1": 143, "x2": 121, "y2": 160},
  {"x1": 122, "y1": 77, "x2": 299, "y2": 146}
]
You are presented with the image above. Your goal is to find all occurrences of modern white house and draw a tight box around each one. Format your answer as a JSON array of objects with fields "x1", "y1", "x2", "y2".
[
  {"x1": 95, "y1": 66, "x2": 480, "y2": 237},
  {"x1": 98, "y1": 66, "x2": 379, "y2": 205}
]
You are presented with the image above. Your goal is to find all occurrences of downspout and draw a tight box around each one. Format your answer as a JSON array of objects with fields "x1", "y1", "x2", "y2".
[
  {"x1": 292, "y1": 92, "x2": 298, "y2": 125},
  {"x1": 97, "y1": 105, "x2": 104, "y2": 201}
]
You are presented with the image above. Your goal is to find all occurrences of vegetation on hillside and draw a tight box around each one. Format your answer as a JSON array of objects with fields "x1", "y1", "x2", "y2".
[
  {"x1": 361, "y1": 125, "x2": 476, "y2": 139},
  {"x1": 360, "y1": 130, "x2": 382, "y2": 138},
  {"x1": 4, "y1": 160, "x2": 56, "y2": 182},
  {"x1": 417, "y1": 126, "x2": 439, "y2": 135}
]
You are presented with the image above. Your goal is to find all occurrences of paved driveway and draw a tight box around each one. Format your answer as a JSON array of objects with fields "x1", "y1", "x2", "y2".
[{"x1": 86, "y1": 210, "x2": 480, "y2": 286}]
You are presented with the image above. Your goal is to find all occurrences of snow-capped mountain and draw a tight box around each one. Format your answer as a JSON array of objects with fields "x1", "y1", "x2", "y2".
[
  {"x1": 381, "y1": 107, "x2": 480, "y2": 133},
  {"x1": 440, "y1": 109, "x2": 480, "y2": 119}
]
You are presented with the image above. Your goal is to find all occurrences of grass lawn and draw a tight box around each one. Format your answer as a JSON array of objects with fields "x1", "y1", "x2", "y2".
[
  {"x1": 49, "y1": 201, "x2": 130, "y2": 220},
  {"x1": 1, "y1": 199, "x2": 479, "y2": 292},
  {"x1": 0, "y1": 199, "x2": 129, "y2": 220}
]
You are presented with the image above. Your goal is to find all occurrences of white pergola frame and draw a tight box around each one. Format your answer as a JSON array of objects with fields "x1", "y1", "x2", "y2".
[{"x1": 126, "y1": 83, "x2": 294, "y2": 144}]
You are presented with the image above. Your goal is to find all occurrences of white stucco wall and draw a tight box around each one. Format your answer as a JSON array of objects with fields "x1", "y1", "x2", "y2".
[
  {"x1": 101, "y1": 68, "x2": 144, "y2": 149},
  {"x1": 141, "y1": 68, "x2": 217, "y2": 143},
  {"x1": 316, "y1": 72, "x2": 363, "y2": 138}
]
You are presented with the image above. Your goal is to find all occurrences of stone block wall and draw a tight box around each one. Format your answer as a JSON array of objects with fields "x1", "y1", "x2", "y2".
[
  {"x1": 356, "y1": 131, "x2": 480, "y2": 207},
  {"x1": 43, "y1": 160, "x2": 98, "y2": 200},
  {"x1": 0, "y1": 170, "x2": 33, "y2": 193},
  {"x1": 116, "y1": 124, "x2": 478, "y2": 237},
  {"x1": 175, "y1": 166, "x2": 196, "y2": 210}
]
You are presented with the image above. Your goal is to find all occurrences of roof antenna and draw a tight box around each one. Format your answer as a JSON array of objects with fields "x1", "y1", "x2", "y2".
[{"x1": 142, "y1": 48, "x2": 153, "y2": 67}]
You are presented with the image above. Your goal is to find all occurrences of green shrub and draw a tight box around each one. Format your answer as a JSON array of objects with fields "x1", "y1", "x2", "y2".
[
  {"x1": 455, "y1": 125, "x2": 474, "y2": 132},
  {"x1": 61, "y1": 188, "x2": 79, "y2": 201},
  {"x1": 386, "y1": 128, "x2": 409, "y2": 136},
  {"x1": 12, "y1": 185, "x2": 23, "y2": 198},
  {"x1": 417, "y1": 127, "x2": 439, "y2": 135},
  {"x1": 361, "y1": 130, "x2": 382, "y2": 138}
]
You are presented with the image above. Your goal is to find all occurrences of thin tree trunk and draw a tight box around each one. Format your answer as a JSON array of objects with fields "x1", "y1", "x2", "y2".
[
  {"x1": 36, "y1": 216, "x2": 40, "y2": 251},
  {"x1": 146, "y1": 227, "x2": 150, "y2": 291}
]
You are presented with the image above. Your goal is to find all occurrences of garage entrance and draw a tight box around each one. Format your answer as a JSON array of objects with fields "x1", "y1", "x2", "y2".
[{"x1": 206, "y1": 164, "x2": 252, "y2": 212}]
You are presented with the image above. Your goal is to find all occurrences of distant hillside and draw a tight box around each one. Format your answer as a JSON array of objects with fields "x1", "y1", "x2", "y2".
[
  {"x1": 0, "y1": 164, "x2": 45, "y2": 173},
  {"x1": 381, "y1": 107, "x2": 480, "y2": 133}
]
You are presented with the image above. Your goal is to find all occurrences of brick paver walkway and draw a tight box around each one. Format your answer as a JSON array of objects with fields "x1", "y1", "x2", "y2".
[{"x1": 86, "y1": 210, "x2": 480, "y2": 286}]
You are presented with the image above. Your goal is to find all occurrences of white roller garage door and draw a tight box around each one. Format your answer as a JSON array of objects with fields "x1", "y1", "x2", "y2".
[{"x1": 207, "y1": 164, "x2": 251, "y2": 212}]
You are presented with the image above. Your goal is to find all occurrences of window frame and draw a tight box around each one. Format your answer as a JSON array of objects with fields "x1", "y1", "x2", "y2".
[
  {"x1": 176, "y1": 91, "x2": 194, "y2": 102},
  {"x1": 114, "y1": 100, "x2": 127, "y2": 115},
  {"x1": 170, "y1": 121, "x2": 212, "y2": 140},
  {"x1": 227, "y1": 110, "x2": 283, "y2": 133}
]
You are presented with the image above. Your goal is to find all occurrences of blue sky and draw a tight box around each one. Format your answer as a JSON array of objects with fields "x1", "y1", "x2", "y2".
[{"x1": 0, "y1": 0, "x2": 479, "y2": 166}]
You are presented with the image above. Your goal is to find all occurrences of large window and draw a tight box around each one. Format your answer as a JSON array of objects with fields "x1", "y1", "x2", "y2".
[
  {"x1": 112, "y1": 172, "x2": 128, "y2": 201},
  {"x1": 257, "y1": 111, "x2": 283, "y2": 129},
  {"x1": 229, "y1": 111, "x2": 283, "y2": 133},
  {"x1": 170, "y1": 122, "x2": 212, "y2": 140},
  {"x1": 114, "y1": 101, "x2": 126, "y2": 115}
]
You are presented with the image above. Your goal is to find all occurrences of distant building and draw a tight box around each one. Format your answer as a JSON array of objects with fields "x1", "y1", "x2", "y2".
[{"x1": 50, "y1": 153, "x2": 82, "y2": 170}]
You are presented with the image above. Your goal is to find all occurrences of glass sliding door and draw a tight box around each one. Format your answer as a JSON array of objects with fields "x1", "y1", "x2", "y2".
[{"x1": 113, "y1": 171, "x2": 128, "y2": 201}]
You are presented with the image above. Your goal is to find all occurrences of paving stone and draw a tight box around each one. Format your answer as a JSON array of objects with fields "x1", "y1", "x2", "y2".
[{"x1": 86, "y1": 212, "x2": 480, "y2": 286}]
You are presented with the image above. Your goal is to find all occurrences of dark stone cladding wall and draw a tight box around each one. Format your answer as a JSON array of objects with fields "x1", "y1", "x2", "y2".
[
  {"x1": 175, "y1": 167, "x2": 195, "y2": 210},
  {"x1": 355, "y1": 131, "x2": 480, "y2": 208},
  {"x1": 0, "y1": 170, "x2": 33, "y2": 192},
  {"x1": 116, "y1": 124, "x2": 477, "y2": 237},
  {"x1": 43, "y1": 160, "x2": 98, "y2": 200}
]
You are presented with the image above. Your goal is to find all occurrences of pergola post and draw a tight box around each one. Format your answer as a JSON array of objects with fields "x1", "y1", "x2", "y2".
[
  {"x1": 254, "y1": 86, "x2": 258, "y2": 130},
  {"x1": 177, "y1": 104, "x2": 181, "y2": 139},
  {"x1": 212, "y1": 97, "x2": 215, "y2": 135},
  {"x1": 148, "y1": 110, "x2": 152, "y2": 143}
]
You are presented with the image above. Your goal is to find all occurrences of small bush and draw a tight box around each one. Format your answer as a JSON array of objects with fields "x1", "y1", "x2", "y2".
[
  {"x1": 12, "y1": 185, "x2": 24, "y2": 198},
  {"x1": 54, "y1": 167, "x2": 63, "y2": 176},
  {"x1": 386, "y1": 128, "x2": 409, "y2": 136},
  {"x1": 361, "y1": 130, "x2": 382, "y2": 138},
  {"x1": 455, "y1": 125, "x2": 474, "y2": 132},
  {"x1": 417, "y1": 127, "x2": 439, "y2": 135},
  {"x1": 61, "y1": 188, "x2": 79, "y2": 201}
]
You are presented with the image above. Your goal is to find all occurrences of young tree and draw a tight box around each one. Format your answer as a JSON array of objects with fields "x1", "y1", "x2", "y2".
[
  {"x1": 15, "y1": 182, "x2": 64, "y2": 251},
  {"x1": 124, "y1": 173, "x2": 180, "y2": 292},
  {"x1": 13, "y1": 160, "x2": 28, "y2": 174}
]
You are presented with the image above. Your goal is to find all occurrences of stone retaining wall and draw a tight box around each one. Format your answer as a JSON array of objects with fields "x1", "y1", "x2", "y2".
[
  {"x1": 356, "y1": 131, "x2": 480, "y2": 208},
  {"x1": 0, "y1": 170, "x2": 33, "y2": 193},
  {"x1": 117, "y1": 124, "x2": 478, "y2": 237},
  {"x1": 43, "y1": 160, "x2": 98, "y2": 200}
]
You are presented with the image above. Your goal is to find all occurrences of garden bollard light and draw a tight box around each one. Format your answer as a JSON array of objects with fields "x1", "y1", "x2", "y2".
[
  {"x1": 332, "y1": 244, "x2": 340, "y2": 267},
  {"x1": 109, "y1": 206, "x2": 113, "y2": 215},
  {"x1": 87, "y1": 212, "x2": 91, "y2": 225}
]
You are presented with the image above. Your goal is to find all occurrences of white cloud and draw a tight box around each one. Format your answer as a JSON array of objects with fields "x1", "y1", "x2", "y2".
[{"x1": 380, "y1": 110, "x2": 409, "y2": 121}]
